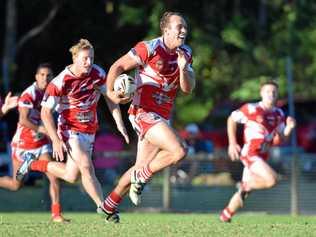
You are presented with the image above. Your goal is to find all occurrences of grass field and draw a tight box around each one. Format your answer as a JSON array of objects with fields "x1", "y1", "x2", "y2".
[{"x1": 0, "y1": 212, "x2": 315, "y2": 237}]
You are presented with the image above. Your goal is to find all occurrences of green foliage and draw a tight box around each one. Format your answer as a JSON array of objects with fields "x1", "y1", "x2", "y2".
[
  {"x1": 118, "y1": 4, "x2": 145, "y2": 26},
  {"x1": 6, "y1": 0, "x2": 316, "y2": 126}
]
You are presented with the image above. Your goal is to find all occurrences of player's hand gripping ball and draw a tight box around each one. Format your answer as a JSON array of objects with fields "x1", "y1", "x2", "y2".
[{"x1": 114, "y1": 74, "x2": 136, "y2": 97}]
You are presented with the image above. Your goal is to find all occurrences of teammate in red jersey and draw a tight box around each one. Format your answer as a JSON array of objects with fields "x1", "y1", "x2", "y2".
[
  {"x1": 17, "y1": 39, "x2": 128, "y2": 222},
  {"x1": 0, "y1": 63, "x2": 68, "y2": 222},
  {"x1": 220, "y1": 80, "x2": 296, "y2": 222},
  {"x1": 0, "y1": 92, "x2": 18, "y2": 118},
  {"x1": 101, "y1": 11, "x2": 195, "y2": 221}
]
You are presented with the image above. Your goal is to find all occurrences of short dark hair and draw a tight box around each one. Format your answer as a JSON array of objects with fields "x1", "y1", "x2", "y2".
[
  {"x1": 160, "y1": 11, "x2": 184, "y2": 34},
  {"x1": 260, "y1": 79, "x2": 279, "y2": 89},
  {"x1": 36, "y1": 63, "x2": 52, "y2": 74}
]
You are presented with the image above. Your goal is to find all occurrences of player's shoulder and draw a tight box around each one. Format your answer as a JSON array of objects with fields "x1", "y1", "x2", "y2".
[
  {"x1": 274, "y1": 106, "x2": 285, "y2": 116},
  {"x1": 49, "y1": 68, "x2": 70, "y2": 88},
  {"x1": 21, "y1": 83, "x2": 37, "y2": 98},
  {"x1": 240, "y1": 102, "x2": 260, "y2": 114},
  {"x1": 179, "y1": 44, "x2": 193, "y2": 56},
  {"x1": 91, "y1": 64, "x2": 106, "y2": 78},
  {"x1": 141, "y1": 37, "x2": 162, "y2": 55}
]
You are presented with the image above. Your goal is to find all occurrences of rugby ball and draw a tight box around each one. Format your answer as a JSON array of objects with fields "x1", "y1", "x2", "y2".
[{"x1": 113, "y1": 74, "x2": 136, "y2": 97}]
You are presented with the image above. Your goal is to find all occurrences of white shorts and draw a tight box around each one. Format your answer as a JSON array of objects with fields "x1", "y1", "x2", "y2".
[
  {"x1": 61, "y1": 130, "x2": 95, "y2": 157},
  {"x1": 129, "y1": 110, "x2": 167, "y2": 139},
  {"x1": 12, "y1": 144, "x2": 52, "y2": 163}
]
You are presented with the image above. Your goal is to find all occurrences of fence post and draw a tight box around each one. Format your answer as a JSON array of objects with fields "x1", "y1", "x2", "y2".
[
  {"x1": 286, "y1": 56, "x2": 299, "y2": 215},
  {"x1": 291, "y1": 152, "x2": 299, "y2": 215},
  {"x1": 162, "y1": 167, "x2": 171, "y2": 210}
]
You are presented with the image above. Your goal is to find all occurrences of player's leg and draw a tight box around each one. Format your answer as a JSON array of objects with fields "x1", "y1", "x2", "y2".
[
  {"x1": 46, "y1": 158, "x2": 80, "y2": 183},
  {"x1": 102, "y1": 139, "x2": 159, "y2": 214},
  {"x1": 0, "y1": 157, "x2": 22, "y2": 191},
  {"x1": 145, "y1": 121, "x2": 186, "y2": 173},
  {"x1": 220, "y1": 158, "x2": 277, "y2": 222},
  {"x1": 220, "y1": 166, "x2": 250, "y2": 222},
  {"x1": 18, "y1": 146, "x2": 80, "y2": 184},
  {"x1": 67, "y1": 133, "x2": 104, "y2": 207},
  {"x1": 241, "y1": 158, "x2": 278, "y2": 191},
  {"x1": 38, "y1": 152, "x2": 69, "y2": 223},
  {"x1": 129, "y1": 121, "x2": 186, "y2": 205}
]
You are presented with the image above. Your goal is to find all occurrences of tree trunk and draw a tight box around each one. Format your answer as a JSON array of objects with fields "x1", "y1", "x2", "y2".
[
  {"x1": 2, "y1": 0, "x2": 16, "y2": 93},
  {"x1": 2, "y1": 0, "x2": 60, "y2": 92}
]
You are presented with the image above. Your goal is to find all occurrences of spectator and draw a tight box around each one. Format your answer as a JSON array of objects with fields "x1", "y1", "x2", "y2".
[
  {"x1": 185, "y1": 123, "x2": 214, "y2": 156},
  {"x1": 172, "y1": 123, "x2": 214, "y2": 184}
]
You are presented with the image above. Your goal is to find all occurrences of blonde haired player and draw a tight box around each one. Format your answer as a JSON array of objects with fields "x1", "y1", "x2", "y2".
[
  {"x1": 17, "y1": 39, "x2": 129, "y2": 222},
  {"x1": 100, "y1": 11, "x2": 195, "y2": 222},
  {"x1": 220, "y1": 80, "x2": 296, "y2": 222}
]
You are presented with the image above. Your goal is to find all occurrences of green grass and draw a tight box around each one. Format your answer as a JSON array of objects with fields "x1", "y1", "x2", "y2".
[{"x1": 0, "y1": 212, "x2": 315, "y2": 237}]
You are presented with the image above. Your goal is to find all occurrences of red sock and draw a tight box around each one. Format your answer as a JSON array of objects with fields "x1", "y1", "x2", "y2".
[
  {"x1": 30, "y1": 160, "x2": 48, "y2": 172},
  {"x1": 102, "y1": 191, "x2": 122, "y2": 213},
  {"x1": 220, "y1": 207, "x2": 235, "y2": 222},
  {"x1": 137, "y1": 164, "x2": 153, "y2": 182},
  {"x1": 51, "y1": 203, "x2": 61, "y2": 217}
]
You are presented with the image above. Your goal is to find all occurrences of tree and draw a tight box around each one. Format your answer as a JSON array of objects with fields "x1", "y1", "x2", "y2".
[{"x1": 2, "y1": 0, "x2": 60, "y2": 92}]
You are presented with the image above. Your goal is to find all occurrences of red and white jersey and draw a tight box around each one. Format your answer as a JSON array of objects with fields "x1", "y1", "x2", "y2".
[
  {"x1": 231, "y1": 102, "x2": 286, "y2": 159},
  {"x1": 11, "y1": 83, "x2": 50, "y2": 149},
  {"x1": 128, "y1": 37, "x2": 193, "y2": 119},
  {"x1": 41, "y1": 64, "x2": 107, "y2": 135}
]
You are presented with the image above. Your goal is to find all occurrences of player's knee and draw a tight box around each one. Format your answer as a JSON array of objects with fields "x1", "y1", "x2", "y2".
[
  {"x1": 64, "y1": 174, "x2": 79, "y2": 183},
  {"x1": 66, "y1": 176, "x2": 78, "y2": 184},
  {"x1": 81, "y1": 165, "x2": 94, "y2": 176},
  {"x1": 10, "y1": 181, "x2": 22, "y2": 191},
  {"x1": 265, "y1": 176, "x2": 277, "y2": 188},
  {"x1": 80, "y1": 166, "x2": 97, "y2": 182},
  {"x1": 46, "y1": 174, "x2": 58, "y2": 184},
  {"x1": 172, "y1": 146, "x2": 187, "y2": 164}
]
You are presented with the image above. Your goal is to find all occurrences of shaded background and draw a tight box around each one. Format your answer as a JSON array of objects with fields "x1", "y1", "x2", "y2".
[
  {"x1": 1, "y1": 0, "x2": 316, "y2": 214},
  {"x1": 2, "y1": 0, "x2": 316, "y2": 127}
]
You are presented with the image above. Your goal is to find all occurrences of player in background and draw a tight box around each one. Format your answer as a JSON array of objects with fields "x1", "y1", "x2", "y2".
[
  {"x1": 17, "y1": 39, "x2": 129, "y2": 222},
  {"x1": 0, "y1": 63, "x2": 68, "y2": 222},
  {"x1": 101, "y1": 11, "x2": 195, "y2": 221},
  {"x1": 220, "y1": 80, "x2": 296, "y2": 222},
  {"x1": 0, "y1": 92, "x2": 18, "y2": 118}
]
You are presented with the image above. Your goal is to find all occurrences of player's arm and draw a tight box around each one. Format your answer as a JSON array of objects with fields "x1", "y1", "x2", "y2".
[
  {"x1": 280, "y1": 116, "x2": 296, "y2": 141},
  {"x1": 41, "y1": 106, "x2": 67, "y2": 161},
  {"x1": 227, "y1": 115, "x2": 241, "y2": 161},
  {"x1": 0, "y1": 92, "x2": 18, "y2": 117},
  {"x1": 103, "y1": 95, "x2": 129, "y2": 144},
  {"x1": 177, "y1": 49, "x2": 195, "y2": 94},
  {"x1": 106, "y1": 53, "x2": 138, "y2": 104},
  {"x1": 18, "y1": 106, "x2": 47, "y2": 135},
  {"x1": 41, "y1": 106, "x2": 59, "y2": 143}
]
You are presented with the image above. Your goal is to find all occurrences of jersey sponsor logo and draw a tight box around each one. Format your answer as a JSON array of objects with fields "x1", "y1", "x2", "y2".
[
  {"x1": 136, "y1": 111, "x2": 161, "y2": 124},
  {"x1": 152, "y1": 92, "x2": 171, "y2": 105},
  {"x1": 76, "y1": 111, "x2": 94, "y2": 123},
  {"x1": 162, "y1": 80, "x2": 177, "y2": 91}
]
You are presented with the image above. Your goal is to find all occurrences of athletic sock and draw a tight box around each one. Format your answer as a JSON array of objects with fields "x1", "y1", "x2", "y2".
[
  {"x1": 102, "y1": 191, "x2": 122, "y2": 213},
  {"x1": 136, "y1": 164, "x2": 153, "y2": 182},
  {"x1": 30, "y1": 160, "x2": 49, "y2": 172},
  {"x1": 51, "y1": 203, "x2": 61, "y2": 217},
  {"x1": 220, "y1": 207, "x2": 235, "y2": 222}
]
